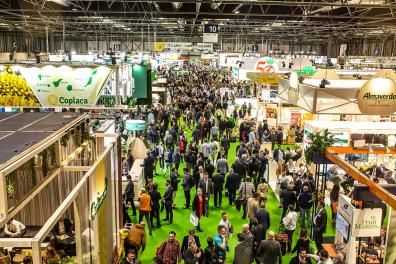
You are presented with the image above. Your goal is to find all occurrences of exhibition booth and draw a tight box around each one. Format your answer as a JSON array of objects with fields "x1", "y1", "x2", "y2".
[{"x1": 0, "y1": 112, "x2": 121, "y2": 264}]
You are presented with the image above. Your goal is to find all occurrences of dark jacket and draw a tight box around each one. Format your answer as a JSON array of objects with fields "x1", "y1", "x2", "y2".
[
  {"x1": 198, "y1": 179, "x2": 213, "y2": 197},
  {"x1": 233, "y1": 240, "x2": 253, "y2": 264},
  {"x1": 297, "y1": 191, "x2": 313, "y2": 210},
  {"x1": 225, "y1": 172, "x2": 241, "y2": 192},
  {"x1": 292, "y1": 238, "x2": 311, "y2": 253},
  {"x1": 212, "y1": 173, "x2": 225, "y2": 191},
  {"x1": 149, "y1": 190, "x2": 162, "y2": 209},
  {"x1": 232, "y1": 159, "x2": 246, "y2": 178},
  {"x1": 124, "y1": 180, "x2": 135, "y2": 201},
  {"x1": 313, "y1": 208, "x2": 327, "y2": 233},
  {"x1": 256, "y1": 239, "x2": 282, "y2": 264},
  {"x1": 181, "y1": 235, "x2": 201, "y2": 254},
  {"x1": 280, "y1": 190, "x2": 296, "y2": 208},
  {"x1": 253, "y1": 224, "x2": 267, "y2": 245},
  {"x1": 204, "y1": 246, "x2": 218, "y2": 264},
  {"x1": 163, "y1": 186, "x2": 174, "y2": 206},
  {"x1": 255, "y1": 208, "x2": 270, "y2": 231}
]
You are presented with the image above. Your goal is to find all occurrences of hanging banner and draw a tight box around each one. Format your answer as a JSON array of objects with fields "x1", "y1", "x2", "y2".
[{"x1": 0, "y1": 64, "x2": 112, "y2": 107}]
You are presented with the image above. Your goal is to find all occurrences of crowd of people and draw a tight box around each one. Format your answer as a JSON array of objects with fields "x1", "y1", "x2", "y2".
[{"x1": 120, "y1": 64, "x2": 344, "y2": 264}]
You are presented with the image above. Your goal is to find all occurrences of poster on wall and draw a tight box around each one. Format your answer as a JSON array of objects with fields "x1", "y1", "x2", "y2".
[
  {"x1": 0, "y1": 65, "x2": 40, "y2": 106},
  {"x1": 0, "y1": 65, "x2": 112, "y2": 107},
  {"x1": 352, "y1": 208, "x2": 382, "y2": 237}
]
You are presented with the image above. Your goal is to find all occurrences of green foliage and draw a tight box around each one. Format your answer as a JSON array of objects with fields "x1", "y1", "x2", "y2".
[{"x1": 304, "y1": 129, "x2": 335, "y2": 164}]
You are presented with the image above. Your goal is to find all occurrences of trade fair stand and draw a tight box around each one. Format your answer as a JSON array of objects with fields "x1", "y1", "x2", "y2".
[
  {"x1": 0, "y1": 112, "x2": 121, "y2": 264},
  {"x1": 325, "y1": 146, "x2": 396, "y2": 264}
]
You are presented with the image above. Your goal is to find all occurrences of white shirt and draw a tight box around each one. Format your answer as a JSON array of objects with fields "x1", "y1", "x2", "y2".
[
  {"x1": 219, "y1": 219, "x2": 232, "y2": 235},
  {"x1": 282, "y1": 211, "x2": 298, "y2": 231}
]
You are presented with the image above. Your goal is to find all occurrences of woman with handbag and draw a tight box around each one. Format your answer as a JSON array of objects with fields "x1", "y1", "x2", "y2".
[{"x1": 192, "y1": 188, "x2": 206, "y2": 232}]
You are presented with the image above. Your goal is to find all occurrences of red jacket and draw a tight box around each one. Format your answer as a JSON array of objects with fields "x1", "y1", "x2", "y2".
[{"x1": 192, "y1": 195, "x2": 206, "y2": 218}]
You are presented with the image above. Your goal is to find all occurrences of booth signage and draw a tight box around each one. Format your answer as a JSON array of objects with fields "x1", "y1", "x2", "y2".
[
  {"x1": 126, "y1": 120, "x2": 146, "y2": 131},
  {"x1": 204, "y1": 24, "x2": 218, "y2": 33},
  {"x1": 338, "y1": 194, "x2": 354, "y2": 223},
  {"x1": 357, "y1": 77, "x2": 396, "y2": 115},
  {"x1": 246, "y1": 72, "x2": 281, "y2": 85},
  {"x1": 2, "y1": 65, "x2": 111, "y2": 107},
  {"x1": 90, "y1": 179, "x2": 108, "y2": 219},
  {"x1": 352, "y1": 208, "x2": 382, "y2": 237}
]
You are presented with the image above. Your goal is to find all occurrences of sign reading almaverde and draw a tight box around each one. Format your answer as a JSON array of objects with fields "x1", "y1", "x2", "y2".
[{"x1": 357, "y1": 77, "x2": 396, "y2": 114}]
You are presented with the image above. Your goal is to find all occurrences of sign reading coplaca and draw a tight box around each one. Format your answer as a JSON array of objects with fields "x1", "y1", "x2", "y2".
[{"x1": 16, "y1": 65, "x2": 112, "y2": 107}]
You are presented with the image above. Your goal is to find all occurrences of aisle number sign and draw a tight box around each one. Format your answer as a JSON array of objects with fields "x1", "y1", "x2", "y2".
[{"x1": 203, "y1": 24, "x2": 218, "y2": 43}]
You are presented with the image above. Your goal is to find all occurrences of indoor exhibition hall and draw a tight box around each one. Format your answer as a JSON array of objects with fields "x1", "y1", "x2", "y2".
[{"x1": 0, "y1": 1, "x2": 396, "y2": 264}]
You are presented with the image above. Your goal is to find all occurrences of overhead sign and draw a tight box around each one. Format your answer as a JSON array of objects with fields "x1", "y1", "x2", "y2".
[
  {"x1": 204, "y1": 24, "x2": 218, "y2": 33},
  {"x1": 203, "y1": 33, "x2": 218, "y2": 43},
  {"x1": 357, "y1": 77, "x2": 396, "y2": 115}
]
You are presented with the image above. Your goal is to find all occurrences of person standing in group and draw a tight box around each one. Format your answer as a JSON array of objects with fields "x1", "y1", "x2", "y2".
[
  {"x1": 254, "y1": 202, "x2": 271, "y2": 244},
  {"x1": 292, "y1": 229, "x2": 311, "y2": 254},
  {"x1": 237, "y1": 176, "x2": 255, "y2": 219},
  {"x1": 218, "y1": 212, "x2": 233, "y2": 238},
  {"x1": 255, "y1": 231, "x2": 282, "y2": 264},
  {"x1": 289, "y1": 249, "x2": 312, "y2": 264},
  {"x1": 282, "y1": 205, "x2": 298, "y2": 253},
  {"x1": 138, "y1": 188, "x2": 152, "y2": 236},
  {"x1": 213, "y1": 225, "x2": 229, "y2": 263},
  {"x1": 225, "y1": 168, "x2": 241, "y2": 206},
  {"x1": 123, "y1": 248, "x2": 142, "y2": 264},
  {"x1": 163, "y1": 180, "x2": 174, "y2": 224},
  {"x1": 280, "y1": 184, "x2": 297, "y2": 220},
  {"x1": 297, "y1": 185, "x2": 313, "y2": 228},
  {"x1": 247, "y1": 192, "x2": 260, "y2": 227},
  {"x1": 203, "y1": 237, "x2": 219, "y2": 264},
  {"x1": 183, "y1": 167, "x2": 194, "y2": 209},
  {"x1": 155, "y1": 231, "x2": 181, "y2": 264},
  {"x1": 149, "y1": 183, "x2": 162, "y2": 229},
  {"x1": 198, "y1": 171, "x2": 213, "y2": 216},
  {"x1": 181, "y1": 228, "x2": 201, "y2": 257},
  {"x1": 192, "y1": 188, "x2": 206, "y2": 232},
  {"x1": 212, "y1": 170, "x2": 225, "y2": 208},
  {"x1": 313, "y1": 201, "x2": 327, "y2": 250}
]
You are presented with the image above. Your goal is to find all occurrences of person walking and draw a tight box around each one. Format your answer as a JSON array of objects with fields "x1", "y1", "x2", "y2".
[
  {"x1": 138, "y1": 188, "x2": 152, "y2": 236},
  {"x1": 255, "y1": 202, "x2": 271, "y2": 238},
  {"x1": 313, "y1": 201, "x2": 327, "y2": 250},
  {"x1": 198, "y1": 172, "x2": 213, "y2": 216},
  {"x1": 225, "y1": 168, "x2": 241, "y2": 206},
  {"x1": 203, "y1": 237, "x2": 219, "y2": 264},
  {"x1": 155, "y1": 231, "x2": 181, "y2": 264},
  {"x1": 297, "y1": 185, "x2": 313, "y2": 228},
  {"x1": 237, "y1": 177, "x2": 255, "y2": 219},
  {"x1": 292, "y1": 229, "x2": 311, "y2": 254},
  {"x1": 192, "y1": 188, "x2": 206, "y2": 232},
  {"x1": 213, "y1": 225, "x2": 228, "y2": 263},
  {"x1": 182, "y1": 168, "x2": 194, "y2": 209},
  {"x1": 163, "y1": 181, "x2": 174, "y2": 224},
  {"x1": 149, "y1": 183, "x2": 162, "y2": 229},
  {"x1": 280, "y1": 184, "x2": 297, "y2": 220},
  {"x1": 282, "y1": 205, "x2": 298, "y2": 253},
  {"x1": 125, "y1": 222, "x2": 146, "y2": 254},
  {"x1": 255, "y1": 231, "x2": 282, "y2": 264},
  {"x1": 212, "y1": 170, "x2": 225, "y2": 208},
  {"x1": 124, "y1": 175, "x2": 137, "y2": 219},
  {"x1": 181, "y1": 229, "x2": 201, "y2": 257},
  {"x1": 233, "y1": 233, "x2": 253, "y2": 264}
]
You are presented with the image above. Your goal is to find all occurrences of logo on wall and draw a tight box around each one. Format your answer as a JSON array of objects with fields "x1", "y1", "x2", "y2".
[
  {"x1": 357, "y1": 77, "x2": 396, "y2": 115},
  {"x1": 255, "y1": 57, "x2": 277, "y2": 73}
]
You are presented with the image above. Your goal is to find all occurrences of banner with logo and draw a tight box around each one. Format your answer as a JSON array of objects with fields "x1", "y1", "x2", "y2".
[
  {"x1": 0, "y1": 64, "x2": 112, "y2": 107},
  {"x1": 351, "y1": 208, "x2": 382, "y2": 237}
]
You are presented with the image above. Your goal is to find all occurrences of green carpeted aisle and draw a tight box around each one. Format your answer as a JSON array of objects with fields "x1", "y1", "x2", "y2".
[{"x1": 129, "y1": 130, "x2": 335, "y2": 263}]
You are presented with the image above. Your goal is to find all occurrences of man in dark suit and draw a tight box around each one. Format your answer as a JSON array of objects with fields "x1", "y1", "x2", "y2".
[
  {"x1": 225, "y1": 168, "x2": 241, "y2": 206},
  {"x1": 198, "y1": 171, "x2": 213, "y2": 216},
  {"x1": 255, "y1": 203, "x2": 270, "y2": 235},
  {"x1": 212, "y1": 170, "x2": 225, "y2": 208},
  {"x1": 313, "y1": 201, "x2": 327, "y2": 250},
  {"x1": 255, "y1": 231, "x2": 282, "y2": 264}
]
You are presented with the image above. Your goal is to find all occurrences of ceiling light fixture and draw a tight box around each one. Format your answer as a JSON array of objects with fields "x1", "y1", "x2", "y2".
[
  {"x1": 47, "y1": 0, "x2": 69, "y2": 6},
  {"x1": 232, "y1": 3, "x2": 243, "y2": 14}
]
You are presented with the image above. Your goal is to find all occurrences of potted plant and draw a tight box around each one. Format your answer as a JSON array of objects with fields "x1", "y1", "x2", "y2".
[{"x1": 304, "y1": 129, "x2": 335, "y2": 164}]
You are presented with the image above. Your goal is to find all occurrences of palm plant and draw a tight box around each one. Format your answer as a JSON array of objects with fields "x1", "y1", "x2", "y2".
[{"x1": 304, "y1": 129, "x2": 335, "y2": 164}]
